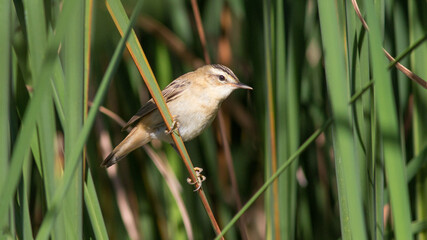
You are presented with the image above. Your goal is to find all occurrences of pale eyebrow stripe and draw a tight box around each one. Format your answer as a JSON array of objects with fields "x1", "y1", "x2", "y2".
[{"x1": 211, "y1": 64, "x2": 239, "y2": 81}]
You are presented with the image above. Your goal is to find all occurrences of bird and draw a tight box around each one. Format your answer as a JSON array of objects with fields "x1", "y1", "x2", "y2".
[{"x1": 101, "y1": 64, "x2": 252, "y2": 168}]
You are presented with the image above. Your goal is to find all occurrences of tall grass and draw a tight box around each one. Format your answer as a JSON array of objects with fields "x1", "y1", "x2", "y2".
[{"x1": 2, "y1": 0, "x2": 427, "y2": 239}]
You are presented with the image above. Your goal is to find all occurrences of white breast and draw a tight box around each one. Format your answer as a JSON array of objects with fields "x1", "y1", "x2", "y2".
[
  {"x1": 170, "y1": 91, "x2": 218, "y2": 141},
  {"x1": 152, "y1": 88, "x2": 220, "y2": 143}
]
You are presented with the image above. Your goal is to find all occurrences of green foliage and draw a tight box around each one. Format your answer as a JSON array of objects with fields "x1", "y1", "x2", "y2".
[{"x1": 2, "y1": 0, "x2": 427, "y2": 239}]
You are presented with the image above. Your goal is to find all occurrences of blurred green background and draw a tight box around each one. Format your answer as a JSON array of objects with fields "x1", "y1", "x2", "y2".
[{"x1": 2, "y1": 0, "x2": 427, "y2": 239}]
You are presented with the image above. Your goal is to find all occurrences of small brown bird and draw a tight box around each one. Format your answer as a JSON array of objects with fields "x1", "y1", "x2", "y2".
[{"x1": 101, "y1": 64, "x2": 252, "y2": 168}]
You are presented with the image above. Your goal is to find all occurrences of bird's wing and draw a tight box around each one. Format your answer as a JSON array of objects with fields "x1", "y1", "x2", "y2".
[{"x1": 121, "y1": 77, "x2": 191, "y2": 131}]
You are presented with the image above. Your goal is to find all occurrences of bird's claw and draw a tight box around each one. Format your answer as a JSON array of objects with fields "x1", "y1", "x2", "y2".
[
  {"x1": 187, "y1": 167, "x2": 206, "y2": 192},
  {"x1": 165, "y1": 116, "x2": 180, "y2": 136}
]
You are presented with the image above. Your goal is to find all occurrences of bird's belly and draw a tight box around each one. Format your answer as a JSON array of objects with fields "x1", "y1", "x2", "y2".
[
  {"x1": 170, "y1": 98, "x2": 217, "y2": 141},
  {"x1": 150, "y1": 110, "x2": 214, "y2": 143},
  {"x1": 151, "y1": 93, "x2": 219, "y2": 143},
  {"x1": 175, "y1": 110, "x2": 214, "y2": 141}
]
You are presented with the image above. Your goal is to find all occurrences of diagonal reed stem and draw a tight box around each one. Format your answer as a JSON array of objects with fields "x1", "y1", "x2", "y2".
[
  {"x1": 106, "y1": 0, "x2": 222, "y2": 236},
  {"x1": 215, "y1": 119, "x2": 332, "y2": 240},
  {"x1": 351, "y1": 0, "x2": 427, "y2": 89}
]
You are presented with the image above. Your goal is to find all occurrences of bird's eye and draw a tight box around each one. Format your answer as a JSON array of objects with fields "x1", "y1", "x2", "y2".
[{"x1": 219, "y1": 75, "x2": 226, "y2": 81}]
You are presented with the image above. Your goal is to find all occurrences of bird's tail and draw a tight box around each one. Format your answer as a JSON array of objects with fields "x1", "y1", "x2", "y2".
[{"x1": 101, "y1": 125, "x2": 151, "y2": 168}]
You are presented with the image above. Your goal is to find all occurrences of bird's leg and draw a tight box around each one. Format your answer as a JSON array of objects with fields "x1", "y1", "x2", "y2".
[
  {"x1": 165, "y1": 115, "x2": 180, "y2": 136},
  {"x1": 166, "y1": 116, "x2": 204, "y2": 191},
  {"x1": 187, "y1": 167, "x2": 206, "y2": 192}
]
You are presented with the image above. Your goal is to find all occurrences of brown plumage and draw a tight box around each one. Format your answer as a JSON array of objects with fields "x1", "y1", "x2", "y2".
[{"x1": 101, "y1": 64, "x2": 252, "y2": 168}]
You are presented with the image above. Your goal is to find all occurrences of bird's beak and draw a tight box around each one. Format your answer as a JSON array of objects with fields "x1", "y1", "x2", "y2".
[{"x1": 233, "y1": 82, "x2": 253, "y2": 90}]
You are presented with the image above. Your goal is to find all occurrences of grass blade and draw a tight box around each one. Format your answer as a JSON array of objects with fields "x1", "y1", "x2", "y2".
[
  {"x1": 0, "y1": 0, "x2": 80, "y2": 227},
  {"x1": 63, "y1": 0, "x2": 85, "y2": 237},
  {"x1": 0, "y1": 0, "x2": 12, "y2": 179},
  {"x1": 408, "y1": 0, "x2": 427, "y2": 238},
  {"x1": 0, "y1": 0, "x2": 13, "y2": 234},
  {"x1": 318, "y1": 1, "x2": 367, "y2": 238},
  {"x1": 363, "y1": 0, "x2": 413, "y2": 238},
  {"x1": 84, "y1": 170, "x2": 109, "y2": 240},
  {"x1": 262, "y1": 0, "x2": 276, "y2": 238},
  {"x1": 215, "y1": 119, "x2": 332, "y2": 240},
  {"x1": 34, "y1": 2, "x2": 144, "y2": 239}
]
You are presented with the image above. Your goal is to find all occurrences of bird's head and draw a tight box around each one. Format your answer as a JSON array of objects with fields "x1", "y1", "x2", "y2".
[{"x1": 195, "y1": 64, "x2": 252, "y2": 100}]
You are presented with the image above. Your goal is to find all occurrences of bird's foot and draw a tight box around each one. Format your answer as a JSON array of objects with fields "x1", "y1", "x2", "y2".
[
  {"x1": 187, "y1": 167, "x2": 206, "y2": 192},
  {"x1": 165, "y1": 115, "x2": 180, "y2": 136}
]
